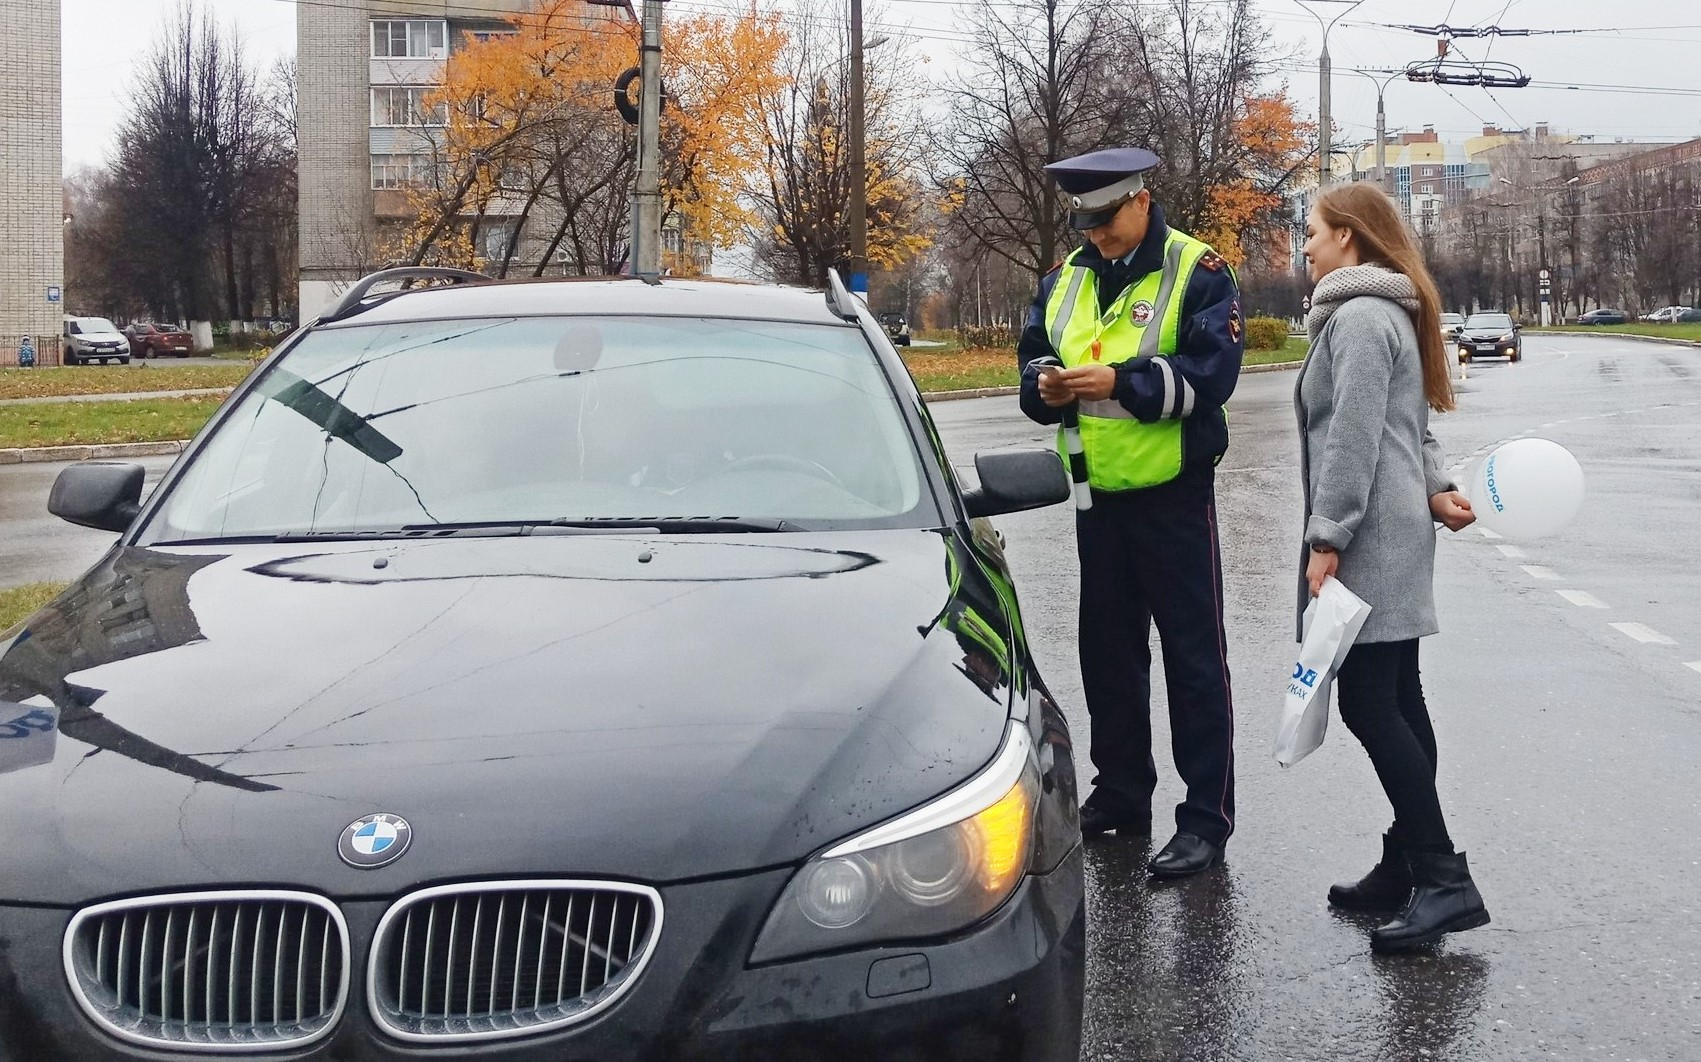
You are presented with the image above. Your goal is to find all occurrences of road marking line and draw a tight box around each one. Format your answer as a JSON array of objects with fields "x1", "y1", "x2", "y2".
[
  {"x1": 1521, "y1": 565, "x2": 1561, "y2": 580},
  {"x1": 1686, "y1": 662, "x2": 1701, "y2": 676},
  {"x1": 1611, "y1": 622, "x2": 1675, "y2": 645},
  {"x1": 1496, "y1": 544, "x2": 1527, "y2": 558},
  {"x1": 1479, "y1": 527, "x2": 1504, "y2": 540},
  {"x1": 1557, "y1": 589, "x2": 1608, "y2": 608}
]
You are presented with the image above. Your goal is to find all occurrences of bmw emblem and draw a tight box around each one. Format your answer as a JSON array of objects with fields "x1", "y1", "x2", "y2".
[{"x1": 339, "y1": 814, "x2": 412, "y2": 869}]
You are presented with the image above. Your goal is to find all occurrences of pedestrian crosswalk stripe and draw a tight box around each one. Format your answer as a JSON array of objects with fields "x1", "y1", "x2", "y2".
[
  {"x1": 1556, "y1": 589, "x2": 1607, "y2": 608},
  {"x1": 1521, "y1": 566, "x2": 1560, "y2": 581},
  {"x1": 1610, "y1": 622, "x2": 1675, "y2": 645}
]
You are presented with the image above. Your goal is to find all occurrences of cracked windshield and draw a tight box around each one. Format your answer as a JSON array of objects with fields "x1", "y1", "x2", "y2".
[{"x1": 146, "y1": 316, "x2": 927, "y2": 541}]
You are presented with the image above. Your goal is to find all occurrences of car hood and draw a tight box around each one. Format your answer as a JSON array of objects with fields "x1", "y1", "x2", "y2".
[
  {"x1": 72, "y1": 331, "x2": 126, "y2": 344},
  {"x1": 1462, "y1": 327, "x2": 1513, "y2": 339},
  {"x1": 0, "y1": 531, "x2": 1018, "y2": 904}
]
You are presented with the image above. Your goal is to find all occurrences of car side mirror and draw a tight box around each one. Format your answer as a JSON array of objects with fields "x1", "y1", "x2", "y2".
[
  {"x1": 48, "y1": 462, "x2": 144, "y2": 533},
  {"x1": 962, "y1": 449, "x2": 1070, "y2": 518}
]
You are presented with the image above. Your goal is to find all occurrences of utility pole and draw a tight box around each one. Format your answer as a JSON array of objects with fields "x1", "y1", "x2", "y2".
[
  {"x1": 633, "y1": 0, "x2": 664, "y2": 276},
  {"x1": 847, "y1": 0, "x2": 868, "y2": 300},
  {"x1": 1296, "y1": 1, "x2": 1363, "y2": 189}
]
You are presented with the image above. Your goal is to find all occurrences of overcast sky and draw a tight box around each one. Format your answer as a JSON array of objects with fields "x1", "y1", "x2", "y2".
[{"x1": 62, "y1": 0, "x2": 1701, "y2": 173}]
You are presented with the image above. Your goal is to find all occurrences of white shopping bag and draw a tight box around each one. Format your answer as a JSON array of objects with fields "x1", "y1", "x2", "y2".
[{"x1": 1274, "y1": 576, "x2": 1371, "y2": 768}]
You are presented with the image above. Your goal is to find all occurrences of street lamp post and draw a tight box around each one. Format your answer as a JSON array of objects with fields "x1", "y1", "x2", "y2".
[
  {"x1": 848, "y1": 0, "x2": 867, "y2": 299},
  {"x1": 1294, "y1": 0, "x2": 1364, "y2": 190},
  {"x1": 1351, "y1": 68, "x2": 1405, "y2": 191}
]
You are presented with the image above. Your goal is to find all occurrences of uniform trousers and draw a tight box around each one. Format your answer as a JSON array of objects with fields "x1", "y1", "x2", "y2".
[{"x1": 1075, "y1": 463, "x2": 1235, "y2": 846}]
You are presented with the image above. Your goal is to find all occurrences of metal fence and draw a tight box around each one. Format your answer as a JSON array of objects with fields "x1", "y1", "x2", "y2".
[{"x1": 0, "y1": 336, "x2": 66, "y2": 368}]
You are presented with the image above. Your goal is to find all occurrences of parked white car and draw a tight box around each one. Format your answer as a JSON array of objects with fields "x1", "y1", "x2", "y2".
[
  {"x1": 62, "y1": 316, "x2": 131, "y2": 365},
  {"x1": 1642, "y1": 306, "x2": 1694, "y2": 323}
]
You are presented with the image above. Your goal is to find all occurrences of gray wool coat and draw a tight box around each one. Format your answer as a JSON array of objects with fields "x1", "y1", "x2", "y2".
[{"x1": 1295, "y1": 296, "x2": 1455, "y2": 643}]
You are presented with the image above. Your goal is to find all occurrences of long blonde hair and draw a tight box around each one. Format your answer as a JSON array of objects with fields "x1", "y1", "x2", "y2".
[{"x1": 1316, "y1": 183, "x2": 1455, "y2": 413}]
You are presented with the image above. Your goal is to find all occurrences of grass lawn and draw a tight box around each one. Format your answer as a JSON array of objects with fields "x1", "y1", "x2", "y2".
[
  {"x1": 1533, "y1": 323, "x2": 1701, "y2": 341},
  {"x1": 0, "y1": 395, "x2": 225, "y2": 449},
  {"x1": 1246, "y1": 335, "x2": 1310, "y2": 366},
  {"x1": 0, "y1": 581, "x2": 66, "y2": 631},
  {"x1": 902, "y1": 347, "x2": 1018, "y2": 391},
  {"x1": 0, "y1": 363, "x2": 252, "y2": 401}
]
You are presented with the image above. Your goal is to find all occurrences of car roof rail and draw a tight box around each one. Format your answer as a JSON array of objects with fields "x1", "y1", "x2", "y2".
[
  {"x1": 824, "y1": 268, "x2": 862, "y2": 323},
  {"x1": 319, "y1": 267, "x2": 492, "y2": 324}
]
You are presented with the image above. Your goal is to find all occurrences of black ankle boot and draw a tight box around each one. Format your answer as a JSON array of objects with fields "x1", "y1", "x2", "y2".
[
  {"x1": 1371, "y1": 849, "x2": 1490, "y2": 952},
  {"x1": 1328, "y1": 831, "x2": 1411, "y2": 911}
]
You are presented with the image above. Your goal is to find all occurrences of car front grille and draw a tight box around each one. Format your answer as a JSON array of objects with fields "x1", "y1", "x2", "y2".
[
  {"x1": 63, "y1": 891, "x2": 349, "y2": 1052},
  {"x1": 369, "y1": 880, "x2": 663, "y2": 1043}
]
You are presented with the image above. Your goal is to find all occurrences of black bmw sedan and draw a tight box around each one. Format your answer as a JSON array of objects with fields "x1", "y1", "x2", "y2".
[{"x1": 0, "y1": 270, "x2": 1085, "y2": 1060}]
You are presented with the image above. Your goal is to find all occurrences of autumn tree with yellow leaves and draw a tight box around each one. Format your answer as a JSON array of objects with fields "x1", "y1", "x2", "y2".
[
  {"x1": 386, "y1": 0, "x2": 786, "y2": 277},
  {"x1": 745, "y1": 1, "x2": 932, "y2": 287}
]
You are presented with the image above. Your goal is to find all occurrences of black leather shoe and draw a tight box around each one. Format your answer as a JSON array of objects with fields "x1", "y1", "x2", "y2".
[
  {"x1": 1148, "y1": 832, "x2": 1223, "y2": 878},
  {"x1": 1329, "y1": 831, "x2": 1412, "y2": 911},
  {"x1": 1371, "y1": 849, "x2": 1490, "y2": 952},
  {"x1": 1079, "y1": 798, "x2": 1151, "y2": 838}
]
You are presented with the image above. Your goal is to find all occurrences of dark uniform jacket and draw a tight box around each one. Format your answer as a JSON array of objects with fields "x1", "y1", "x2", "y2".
[{"x1": 1017, "y1": 205, "x2": 1245, "y2": 472}]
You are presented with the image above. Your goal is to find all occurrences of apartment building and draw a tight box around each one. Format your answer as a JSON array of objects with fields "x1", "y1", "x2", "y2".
[
  {"x1": 0, "y1": 0, "x2": 64, "y2": 365},
  {"x1": 299, "y1": 0, "x2": 710, "y2": 320}
]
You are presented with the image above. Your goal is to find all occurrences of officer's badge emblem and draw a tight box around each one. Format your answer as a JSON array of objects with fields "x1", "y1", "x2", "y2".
[
  {"x1": 1229, "y1": 299, "x2": 1243, "y2": 342},
  {"x1": 1200, "y1": 251, "x2": 1227, "y2": 272},
  {"x1": 1131, "y1": 301, "x2": 1155, "y2": 325}
]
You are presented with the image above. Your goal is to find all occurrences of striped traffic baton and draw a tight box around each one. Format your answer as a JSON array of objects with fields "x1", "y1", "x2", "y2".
[
  {"x1": 1030, "y1": 356, "x2": 1092, "y2": 511},
  {"x1": 1060, "y1": 402, "x2": 1092, "y2": 511}
]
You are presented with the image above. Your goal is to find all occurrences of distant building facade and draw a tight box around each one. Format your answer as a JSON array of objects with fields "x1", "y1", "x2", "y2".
[{"x1": 0, "y1": 0, "x2": 64, "y2": 365}]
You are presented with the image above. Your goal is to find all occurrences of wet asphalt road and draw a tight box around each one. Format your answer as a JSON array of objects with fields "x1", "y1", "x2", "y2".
[
  {"x1": 2, "y1": 335, "x2": 1698, "y2": 1058},
  {"x1": 932, "y1": 334, "x2": 1701, "y2": 1060}
]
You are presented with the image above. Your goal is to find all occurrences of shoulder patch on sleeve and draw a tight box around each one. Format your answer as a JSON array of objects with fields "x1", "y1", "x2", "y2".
[{"x1": 1199, "y1": 251, "x2": 1226, "y2": 272}]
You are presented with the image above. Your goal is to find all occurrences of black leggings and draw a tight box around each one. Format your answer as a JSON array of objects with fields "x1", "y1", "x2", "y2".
[{"x1": 1335, "y1": 639, "x2": 1454, "y2": 852}]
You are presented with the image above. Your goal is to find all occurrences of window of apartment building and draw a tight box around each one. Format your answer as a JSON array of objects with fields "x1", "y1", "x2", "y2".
[
  {"x1": 468, "y1": 29, "x2": 518, "y2": 43},
  {"x1": 1420, "y1": 183, "x2": 1433, "y2": 194},
  {"x1": 371, "y1": 154, "x2": 437, "y2": 190},
  {"x1": 372, "y1": 20, "x2": 448, "y2": 59},
  {"x1": 372, "y1": 87, "x2": 448, "y2": 127},
  {"x1": 480, "y1": 221, "x2": 518, "y2": 263}
]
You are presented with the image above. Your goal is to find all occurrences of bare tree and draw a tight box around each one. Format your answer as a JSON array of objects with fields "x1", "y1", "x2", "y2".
[{"x1": 936, "y1": 0, "x2": 1125, "y2": 285}]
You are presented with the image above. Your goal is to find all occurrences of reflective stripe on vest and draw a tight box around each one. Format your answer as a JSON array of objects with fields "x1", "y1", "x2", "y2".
[{"x1": 1042, "y1": 231, "x2": 1212, "y2": 492}]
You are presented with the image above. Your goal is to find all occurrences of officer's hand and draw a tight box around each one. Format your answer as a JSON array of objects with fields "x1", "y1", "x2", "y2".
[
  {"x1": 1429, "y1": 490, "x2": 1476, "y2": 531},
  {"x1": 1036, "y1": 369, "x2": 1075, "y2": 407},
  {"x1": 1306, "y1": 547, "x2": 1339, "y2": 597},
  {"x1": 1059, "y1": 364, "x2": 1117, "y2": 402}
]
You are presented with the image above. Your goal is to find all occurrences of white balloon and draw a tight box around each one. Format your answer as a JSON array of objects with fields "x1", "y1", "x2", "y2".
[{"x1": 1466, "y1": 439, "x2": 1585, "y2": 540}]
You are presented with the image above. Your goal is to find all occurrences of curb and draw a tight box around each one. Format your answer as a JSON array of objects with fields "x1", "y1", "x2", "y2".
[
  {"x1": 923, "y1": 386, "x2": 1020, "y2": 402},
  {"x1": 1529, "y1": 330, "x2": 1701, "y2": 349},
  {"x1": 0, "y1": 440, "x2": 188, "y2": 465},
  {"x1": 1243, "y1": 360, "x2": 1304, "y2": 374}
]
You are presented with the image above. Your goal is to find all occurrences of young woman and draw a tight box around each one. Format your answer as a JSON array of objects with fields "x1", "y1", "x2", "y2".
[{"x1": 1297, "y1": 182, "x2": 1489, "y2": 952}]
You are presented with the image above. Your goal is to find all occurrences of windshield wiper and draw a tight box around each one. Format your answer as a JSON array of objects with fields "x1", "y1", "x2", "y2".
[
  {"x1": 271, "y1": 521, "x2": 633, "y2": 542},
  {"x1": 548, "y1": 516, "x2": 794, "y2": 532}
]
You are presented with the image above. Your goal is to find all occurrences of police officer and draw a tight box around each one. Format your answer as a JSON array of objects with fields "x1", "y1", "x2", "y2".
[{"x1": 1018, "y1": 147, "x2": 1244, "y2": 878}]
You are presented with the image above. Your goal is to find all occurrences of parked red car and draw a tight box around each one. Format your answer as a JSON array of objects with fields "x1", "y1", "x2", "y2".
[{"x1": 124, "y1": 322, "x2": 195, "y2": 358}]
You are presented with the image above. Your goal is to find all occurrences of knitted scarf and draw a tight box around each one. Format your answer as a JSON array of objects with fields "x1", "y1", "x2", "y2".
[{"x1": 1305, "y1": 264, "x2": 1421, "y2": 340}]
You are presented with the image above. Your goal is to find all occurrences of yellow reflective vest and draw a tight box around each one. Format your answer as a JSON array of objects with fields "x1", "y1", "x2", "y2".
[{"x1": 1042, "y1": 230, "x2": 1215, "y2": 492}]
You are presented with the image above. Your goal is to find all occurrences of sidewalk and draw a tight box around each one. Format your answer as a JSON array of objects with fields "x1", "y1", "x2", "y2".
[{"x1": 0, "y1": 387, "x2": 231, "y2": 407}]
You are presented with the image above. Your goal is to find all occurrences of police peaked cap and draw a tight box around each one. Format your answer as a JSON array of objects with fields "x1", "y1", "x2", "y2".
[{"x1": 1045, "y1": 148, "x2": 1161, "y2": 230}]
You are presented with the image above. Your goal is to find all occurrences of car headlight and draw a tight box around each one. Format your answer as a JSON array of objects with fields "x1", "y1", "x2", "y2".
[
  {"x1": 749, "y1": 722, "x2": 1040, "y2": 964},
  {"x1": 1501, "y1": 334, "x2": 1515, "y2": 342}
]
